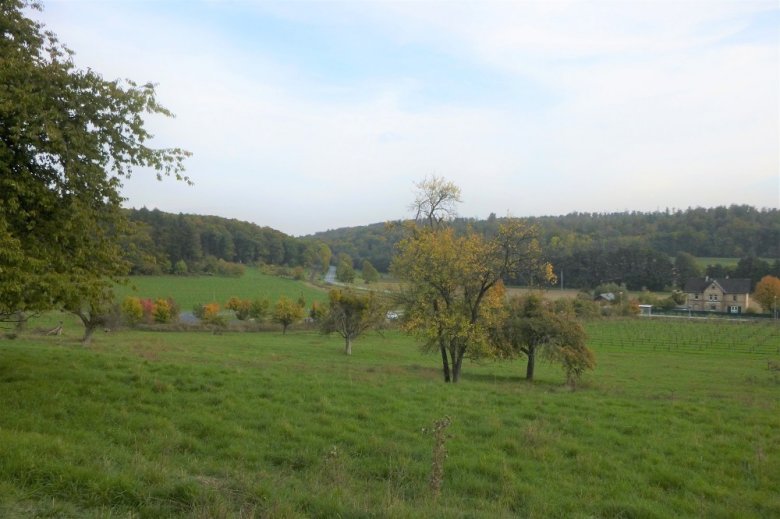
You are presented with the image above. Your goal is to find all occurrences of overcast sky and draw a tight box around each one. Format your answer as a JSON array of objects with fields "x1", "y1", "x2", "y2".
[{"x1": 38, "y1": 0, "x2": 779, "y2": 236}]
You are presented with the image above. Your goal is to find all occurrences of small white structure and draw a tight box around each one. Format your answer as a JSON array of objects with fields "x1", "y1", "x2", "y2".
[{"x1": 638, "y1": 304, "x2": 653, "y2": 316}]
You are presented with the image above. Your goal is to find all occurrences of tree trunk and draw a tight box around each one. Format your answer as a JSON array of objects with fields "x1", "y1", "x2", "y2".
[
  {"x1": 82, "y1": 323, "x2": 97, "y2": 345},
  {"x1": 525, "y1": 348, "x2": 536, "y2": 380},
  {"x1": 451, "y1": 347, "x2": 464, "y2": 383},
  {"x1": 14, "y1": 312, "x2": 28, "y2": 331},
  {"x1": 345, "y1": 336, "x2": 352, "y2": 355},
  {"x1": 439, "y1": 342, "x2": 451, "y2": 382}
]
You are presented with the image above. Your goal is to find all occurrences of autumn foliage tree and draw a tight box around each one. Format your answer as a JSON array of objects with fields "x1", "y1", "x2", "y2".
[
  {"x1": 0, "y1": 1, "x2": 189, "y2": 328},
  {"x1": 321, "y1": 289, "x2": 385, "y2": 355},
  {"x1": 753, "y1": 275, "x2": 780, "y2": 315},
  {"x1": 392, "y1": 177, "x2": 555, "y2": 383},
  {"x1": 273, "y1": 296, "x2": 305, "y2": 334}
]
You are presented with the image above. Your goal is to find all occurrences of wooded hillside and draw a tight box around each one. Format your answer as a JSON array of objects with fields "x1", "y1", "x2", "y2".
[
  {"x1": 122, "y1": 205, "x2": 779, "y2": 290},
  {"x1": 311, "y1": 205, "x2": 780, "y2": 289}
]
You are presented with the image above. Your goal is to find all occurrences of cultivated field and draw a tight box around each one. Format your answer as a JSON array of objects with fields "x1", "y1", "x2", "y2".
[
  {"x1": 587, "y1": 317, "x2": 780, "y2": 354},
  {"x1": 1, "y1": 317, "x2": 778, "y2": 518},
  {"x1": 114, "y1": 269, "x2": 328, "y2": 310}
]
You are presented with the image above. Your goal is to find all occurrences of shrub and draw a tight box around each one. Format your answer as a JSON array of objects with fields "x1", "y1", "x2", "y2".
[
  {"x1": 140, "y1": 298, "x2": 155, "y2": 323},
  {"x1": 226, "y1": 297, "x2": 252, "y2": 320},
  {"x1": 153, "y1": 298, "x2": 172, "y2": 323},
  {"x1": 194, "y1": 303, "x2": 221, "y2": 321},
  {"x1": 121, "y1": 296, "x2": 144, "y2": 326},
  {"x1": 166, "y1": 297, "x2": 180, "y2": 321},
  {"x1": 250, "y1": 299, "x2": 270, "y2": 320},
  {"x1": 310, "y1": 300, "x2": 326, "y2": 322},
  {"x1": 573, "y1": 298, "x2": 601, "y2": 319},
  {"x1": 216, "y1": 259, "x2": 245, "y2": 277},
  {"x1": 548, "y1": 341, "x2": 596, "y2": 390},
  {"x1": 173, "y1": 259, "x2": 188, "y2": 275}
]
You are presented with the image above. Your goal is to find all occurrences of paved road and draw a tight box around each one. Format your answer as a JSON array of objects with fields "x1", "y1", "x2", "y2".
[{"x1": 324, "y1": 265, "x2": 337, "y2": 284}]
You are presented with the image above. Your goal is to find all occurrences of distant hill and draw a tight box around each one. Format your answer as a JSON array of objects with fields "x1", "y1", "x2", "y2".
[
  {"x1": 310, "y1": 205, "x2": 780, "y2": 289},
  {"x1": 122, "y1": 205, "x2": 779, "y2": 290}
]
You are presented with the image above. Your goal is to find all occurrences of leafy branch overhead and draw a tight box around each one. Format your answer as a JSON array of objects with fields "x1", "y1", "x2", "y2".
[{"x1": 0, "y1": 0, "x2": 190, "y2": 325}]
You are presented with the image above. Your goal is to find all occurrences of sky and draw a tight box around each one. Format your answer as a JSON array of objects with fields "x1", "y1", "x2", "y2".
[{"x1": 37, "y1": 0, "x2": 779, "y2": 236}]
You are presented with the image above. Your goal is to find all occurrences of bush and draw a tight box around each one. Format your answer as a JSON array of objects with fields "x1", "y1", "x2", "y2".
[
  {"x1": 194, "y1": 302, "x2": 220, "y2": 320},
  {"x1": 173, "y1": 259, "x2": 188, "y2": 275},
  {"x1": 166, "y1": 297, "x2": 180, "y2": 321},
  {"x1": 573, "y1": 298, "x2": 601, "y2": 319},
  {"x1": 216, "y1": 259, "x2": 245, "y2": 277},
  {"x1": 153, "y1": 298, "x2": 172, "y2": 323},
  {"x1": 140, "y1": 298, "x2": 155, "y2": 323},
  {"x1": 250, "y1": 299, "x2": 270, "y2": 320},
  {"x1": 226, "y1": 297, "x2": 252, "y2": 320},
  {"x1": 547, "y1": 341, "x2": 596, "y2": 390},
  {"x1": 310, "y1": 300, "x2": 326, "y2": 322},
  {"x1": 121, "y1": 296, "x2": 144, "y2": 326}
]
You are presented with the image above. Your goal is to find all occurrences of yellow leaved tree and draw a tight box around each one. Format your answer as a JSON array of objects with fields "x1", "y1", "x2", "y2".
[{"x1": 392, "y1": 176, "x2": 555, "y2": 383}]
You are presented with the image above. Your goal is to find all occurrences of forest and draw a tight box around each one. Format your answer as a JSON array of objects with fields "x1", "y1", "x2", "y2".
[
  {"x1": 124, "y1": 208, "x2": 314, "y2": 275},
  {"x1": 124, "y1": 205, "x2": 780, "y2": 290}
]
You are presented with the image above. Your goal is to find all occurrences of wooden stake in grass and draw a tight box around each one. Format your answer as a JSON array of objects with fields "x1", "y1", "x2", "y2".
[{"x1": 424, "y1": 416, "x2": 452, "y2": 498}]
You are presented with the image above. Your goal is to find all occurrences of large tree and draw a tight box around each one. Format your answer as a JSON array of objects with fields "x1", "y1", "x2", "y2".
[
  {"x1": 674, "y1": 252, "x2": 701, "y2": 288},
  {"x1": 0, "y1": 1, "x2": 189, "y2": 325},
  {"x1": 392, "y1": 177, "x2": 554, "y2": 383}
]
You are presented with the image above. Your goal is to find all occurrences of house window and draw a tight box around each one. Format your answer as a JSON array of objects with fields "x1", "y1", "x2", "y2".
[
  {"x1": 733, "y1": 295, "x2": 737, "y2": 301},
  {"x1": 708, "y1": 294, "x2": 718, "y2": 301},
  {"x1": 730, "y1": 305, "x2": 740, "y2": 314},
  {"x1": 710, "y1": 304, "x2": 717, "y2": 311},
  {"x1": 694, "y1": 294, "x2": 699, "y2": 300}
]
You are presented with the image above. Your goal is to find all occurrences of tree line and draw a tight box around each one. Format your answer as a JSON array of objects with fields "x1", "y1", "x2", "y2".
[
  {"x1": 124, "y1": 204, "x2": 780, "y2": 290},
  {"x1": 312, "y1": 206, "x2": 780, "y2": 289},
  {"x1": 124, "y1": 208, "x2": 332, "y2": 276}
]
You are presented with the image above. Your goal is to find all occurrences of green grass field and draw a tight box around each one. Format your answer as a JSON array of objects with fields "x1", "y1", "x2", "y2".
[
  {"x1": 1, "y1": 317, "x2": 778, "y2": 517},
  {"x1": 587, "y1": 317, "x2": 780, "y2": 354},
  {"x1": 114, "y1": 269, "x2": 328, "y2": 311},
  {"x1": 695, "y1": 257, "x2": 741, "y2": 268}
]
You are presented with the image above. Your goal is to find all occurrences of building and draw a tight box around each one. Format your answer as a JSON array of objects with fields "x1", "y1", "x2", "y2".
[{"x1": 684, "y1": 277, "x2": 751, "y2": 314}]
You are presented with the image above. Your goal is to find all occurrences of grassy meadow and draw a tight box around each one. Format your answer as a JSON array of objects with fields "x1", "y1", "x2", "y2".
[
  {"x1": 694, "y1": 257, "x2": 741, "y2": 269},
  {"x1": 1, "y1": 314, "x2": 778, "y2": 517},
  {"x1": 114, "y1": 269, "x2": 328, "y2": 311}
]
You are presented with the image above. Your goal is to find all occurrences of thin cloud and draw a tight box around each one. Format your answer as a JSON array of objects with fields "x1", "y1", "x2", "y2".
[{"x1": 37, "y1": 0, "x2": 779, "y2": 235}]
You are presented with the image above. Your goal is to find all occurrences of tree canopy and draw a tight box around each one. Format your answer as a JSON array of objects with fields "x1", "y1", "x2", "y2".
[
  {"x1": 753, "y1": 275, "x2": 780, "y2": 314},
  {"x1": 0, "y1": 1, "x2": 189, "y2": 323},
  {"x1": 497, "y1": 294, "x2": 594, "y2": 386},
  {"x1": 392, "y1": 178, "x2": 554, "y2": 383},
  {"x1": 313, "y1": 206, "x2": 780, "y2": 289},
  {"x1": 320, "y1": 289, "x2": 385, "y2": 355}
]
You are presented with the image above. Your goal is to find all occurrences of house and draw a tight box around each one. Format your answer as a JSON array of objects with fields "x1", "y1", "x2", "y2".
[
  {"x1": 594, "y1": 292, "x2": 616, "y2": 303},
  {"x1": 684, "y1": 277, "x2": 751, "y2": 314}
]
